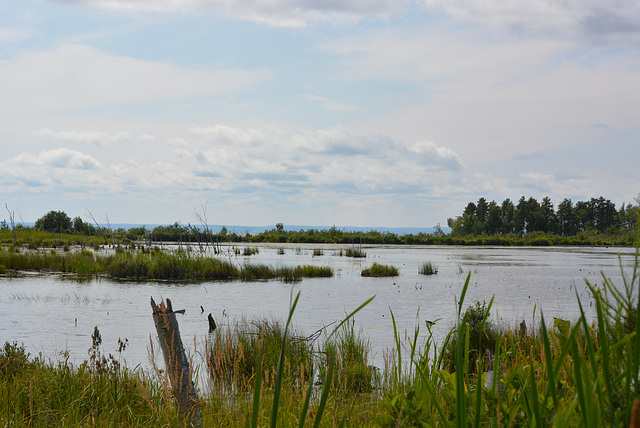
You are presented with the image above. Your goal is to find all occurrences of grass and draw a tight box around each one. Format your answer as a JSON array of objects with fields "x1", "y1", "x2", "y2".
[
  {"x1": 418, "y1": 261, "x2": 438, "y2": 275},
  {"x1": 345, "y1": 247, "x2": 366, "y2": 258},
  {"x1": 0, "y1": 247, "x2": 333, "y2": 282},
  {"x1": 3, "y1": 232, "x2": 640, "y2": 427},
  {"x1": 361, "y1": 262, "x2": 399, "y2": 277}
]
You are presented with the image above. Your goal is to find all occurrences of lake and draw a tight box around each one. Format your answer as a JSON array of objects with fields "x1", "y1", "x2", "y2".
[{"x1": 1, "y1": 244, "x2": 637, "y2": 374}]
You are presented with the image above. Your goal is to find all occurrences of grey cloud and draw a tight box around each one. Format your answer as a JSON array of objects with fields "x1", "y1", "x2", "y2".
[{"x1": 421, "y1": 0, "x2": 640, "y2": 45}]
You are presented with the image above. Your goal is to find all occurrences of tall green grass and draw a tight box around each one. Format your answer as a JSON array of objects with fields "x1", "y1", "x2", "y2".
[
  {"x1": 378, "y1": 237, "x2": 640, "y2": 427},
  {"x1": 0, "y1": 248, "x2": 333, "y2": 282}
]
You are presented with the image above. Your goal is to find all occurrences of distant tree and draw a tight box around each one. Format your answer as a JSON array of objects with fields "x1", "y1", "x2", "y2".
[
  {"x1": 556, "y1": 199, "x2": 577, "y2": 236},
  {"x1": 500, "y1": 199, "x2": 515, "y2": 234},
  {"x1": 515, "y1": 196, "x2": 528, "y2": 235},
  {"x1": 574, "y1": 200, "x2": 592, "y2": 232},
  {"x1": 276, "y1": 223, "x2": 284, "y2": 232},
  {"x1": 35, "y1": 210, "x2": 72, "y2": 233},
  {"x1": 220, "y1": 225, "x2": 228, "y2": 236},
  {"x1": 464, "y1": 202, "x2": 477, "y2": 217},
  {"x1": 475, "y1": 197, "x2": 489, "y2": 230},
  {"x1": 485, "y1": 201, "x2": 502, "y2": 235},
  {"x1": 540, "y1": 196, "x2": 556, "y2": 233}
]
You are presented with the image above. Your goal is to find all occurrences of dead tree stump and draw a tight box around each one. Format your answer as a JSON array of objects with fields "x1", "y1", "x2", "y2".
[{"x1": 150, "y1": 297, "x2": 202, "y2": 427}]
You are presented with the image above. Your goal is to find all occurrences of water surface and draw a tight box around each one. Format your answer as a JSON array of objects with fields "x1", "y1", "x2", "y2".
[{"x1": 1, "y1": 245, "x2": 636, "y2": 372}]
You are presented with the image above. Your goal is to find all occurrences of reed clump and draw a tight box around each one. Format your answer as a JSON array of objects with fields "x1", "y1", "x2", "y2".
[
  {"x1": 418, "y1": 261, "x2": 438, "y2": 275},
  {"x1": 345, "y1": 247, "x2": 366, "y2": 258},
  {"x1": 361, "y1": 262, "x2": 399, "y2": 277},
  {"x1": 209, "y1": 319, "x2": 313, "y2": 392},
  {"x1": 0, "y1": 248, "x2": 333, "y2": 283}
]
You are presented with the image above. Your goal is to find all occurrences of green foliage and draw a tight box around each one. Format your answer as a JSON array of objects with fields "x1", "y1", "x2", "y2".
[
  {"x1": 361, "y1": 262, "x2": 399, "y2": 277},
  {"x1": 449, "y1": 195, "x2": 639, "y2": 244},
  {"x1": 34, "y1": 210, "x2": 72, "y2": 233},
  {"x1": 442, "y1": 300, "x2": 497, "y2": 374}
]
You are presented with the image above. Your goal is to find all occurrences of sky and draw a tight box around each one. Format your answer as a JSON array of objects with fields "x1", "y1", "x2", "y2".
[{"x1": 1, "y1": 0, "x2": 639, "y2": 228}]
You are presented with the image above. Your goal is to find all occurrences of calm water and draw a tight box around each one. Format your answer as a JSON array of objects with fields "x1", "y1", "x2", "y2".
[{"x1": 1, "y1": 245, "x2": 636, "y2": 372}]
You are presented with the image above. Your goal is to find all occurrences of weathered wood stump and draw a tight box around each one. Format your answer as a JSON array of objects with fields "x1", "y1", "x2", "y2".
[{"x1": 150, "y1": 297, "x2": 202, "y2": 427}]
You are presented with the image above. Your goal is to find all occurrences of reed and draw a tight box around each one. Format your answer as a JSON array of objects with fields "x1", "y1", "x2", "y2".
[
  {"x1": 0, "y1": 248, "x2": 333, "y2": 283},
  {"x1": 361, "y1": 262, "x2": 399, "y2": 277},
  {"x1": 418, "y1": 261, "x2": 438, "y2": 275},
  {"x1": 345, "y1": 247, "x2": 366, "y2": 258},
  {"x1": 208, "y1": 319, "x2": 313, "y2": 393}
]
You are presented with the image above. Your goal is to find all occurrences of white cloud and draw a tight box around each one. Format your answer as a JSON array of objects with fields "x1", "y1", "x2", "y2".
[
  {"x1": 1, "y1": 125, "x2": 463, "y2": 200},
  {"x1": 0, "y1": 44, "x2": 269, "y2": 116},
  {"x1": 46, "y1": 0, "x2": 409, "y2": 29},
  {"x1": 10, "y1": 148, "x2": 103, "y2": 170},
  {"x1": 323, "y1": 27, "x2": 640, "y2": 161}
]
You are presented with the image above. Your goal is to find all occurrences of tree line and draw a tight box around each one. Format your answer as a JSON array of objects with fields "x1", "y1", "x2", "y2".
[{"x1": 447, "y1": 195, "x2": 639, "y2": 237}]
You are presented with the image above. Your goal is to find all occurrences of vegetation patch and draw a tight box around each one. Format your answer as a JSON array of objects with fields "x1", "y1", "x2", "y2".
[
  {"x1": 419, "y1": 261, "x2": 438, "y2": 275},
  {"x1": 0, "y1": 248, "x2": 332, "y2": 282},
  {"x1": 361, "y1": 262, "x2": 399, "y2": 277}
]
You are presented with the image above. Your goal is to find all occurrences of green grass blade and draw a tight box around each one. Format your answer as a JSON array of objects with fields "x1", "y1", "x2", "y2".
[
  {"x1": 529, "y1": 350, "x2": 542, "y2": 428},
  {"x1": 250, "y1": 345, "x2": 263, "y2": 428},
  {"x1": 414, "y1": 362, "x2": 448, "y2": 424},
  {"x1": 539, "y1": 312, "x2": 558, "y2": 408},
  {"x1": 455, "y1": 321, "x2": 468, "y2": 428},
  {"x1": 327, "y1": 295, "x2": 375, "y2": 340},
  {"x1": 297, "y1": 368, "x2": 315, "y2": 428},
  {"x1": 571, "y1": 338, "x2": 589, "y2": 427},
  {"x1": 270, "y1": 291, "x2": 300, "y2": 428},
  {"x1": 314, "y1": 350, "x2": 335, "y2": 428},
  {"x1": 390, "y1": 309, "x2": 402, "y2": 388},
  {"x1": 457, "y1": 272, "x2": 471, "y2": 317}
]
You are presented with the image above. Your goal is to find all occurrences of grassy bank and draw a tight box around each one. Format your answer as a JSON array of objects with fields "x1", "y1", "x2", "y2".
[
  {"x1": 2, "y1": 243, "x2": 639, "y2": 426},
  {"x1": 0, "y1": 247, "x2": 333, "y2": 282}
]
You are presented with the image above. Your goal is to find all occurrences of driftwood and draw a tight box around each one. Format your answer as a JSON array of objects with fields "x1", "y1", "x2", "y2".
[
  {"x1": 150, "y1": 297, "x2": 202, "y2": 427},
  {"x1": 207, "y1": 313, "x2": 216, "y2": 332}
]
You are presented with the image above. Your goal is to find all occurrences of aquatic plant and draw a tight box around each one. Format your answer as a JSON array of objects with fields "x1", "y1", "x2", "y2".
[
  {"x1": 361, "y1": 262, "x2": 399, "y2": 277},
  {"x1": 345, "y1": 247, "x2": 366, "y2": 258},
  {"x1": 418, "y1": 261, "x2": 438, "y2": 275}
]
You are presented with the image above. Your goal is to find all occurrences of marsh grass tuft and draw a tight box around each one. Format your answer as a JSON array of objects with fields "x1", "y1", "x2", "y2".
[
  {"x1": 345, "y1": 247, "x2": 366, "y2": 258},
  {"x1": 419, "y1": 261, "x2": 438, "y2": 275},
  {"x1": 0, "y1": 248, "x2": 333, "y2": 283},
  {"x1": 361, "y1": 262, "x2": 399, "y2": 277}
]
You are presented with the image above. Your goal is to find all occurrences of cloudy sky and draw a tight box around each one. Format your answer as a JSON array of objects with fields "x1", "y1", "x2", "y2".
[{"x1": 1, "y1": 0, "x2": 638, "y2": 228}]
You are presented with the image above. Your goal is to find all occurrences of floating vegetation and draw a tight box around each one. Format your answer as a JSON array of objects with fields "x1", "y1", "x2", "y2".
[
  {"x1": 361, "y1": 262, "x2": 399, "y2": 277},
  {"x1": 312, "y1": 248, "x2": 324, "y2": 256},
  {"x1": 419, "y1": 261, "x2": 438, "y2": 275}
]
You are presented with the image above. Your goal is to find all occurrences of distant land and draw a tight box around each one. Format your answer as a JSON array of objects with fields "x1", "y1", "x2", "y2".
[{"x1": 18, "y1": 222, "x2": 450, "y2": 236}]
